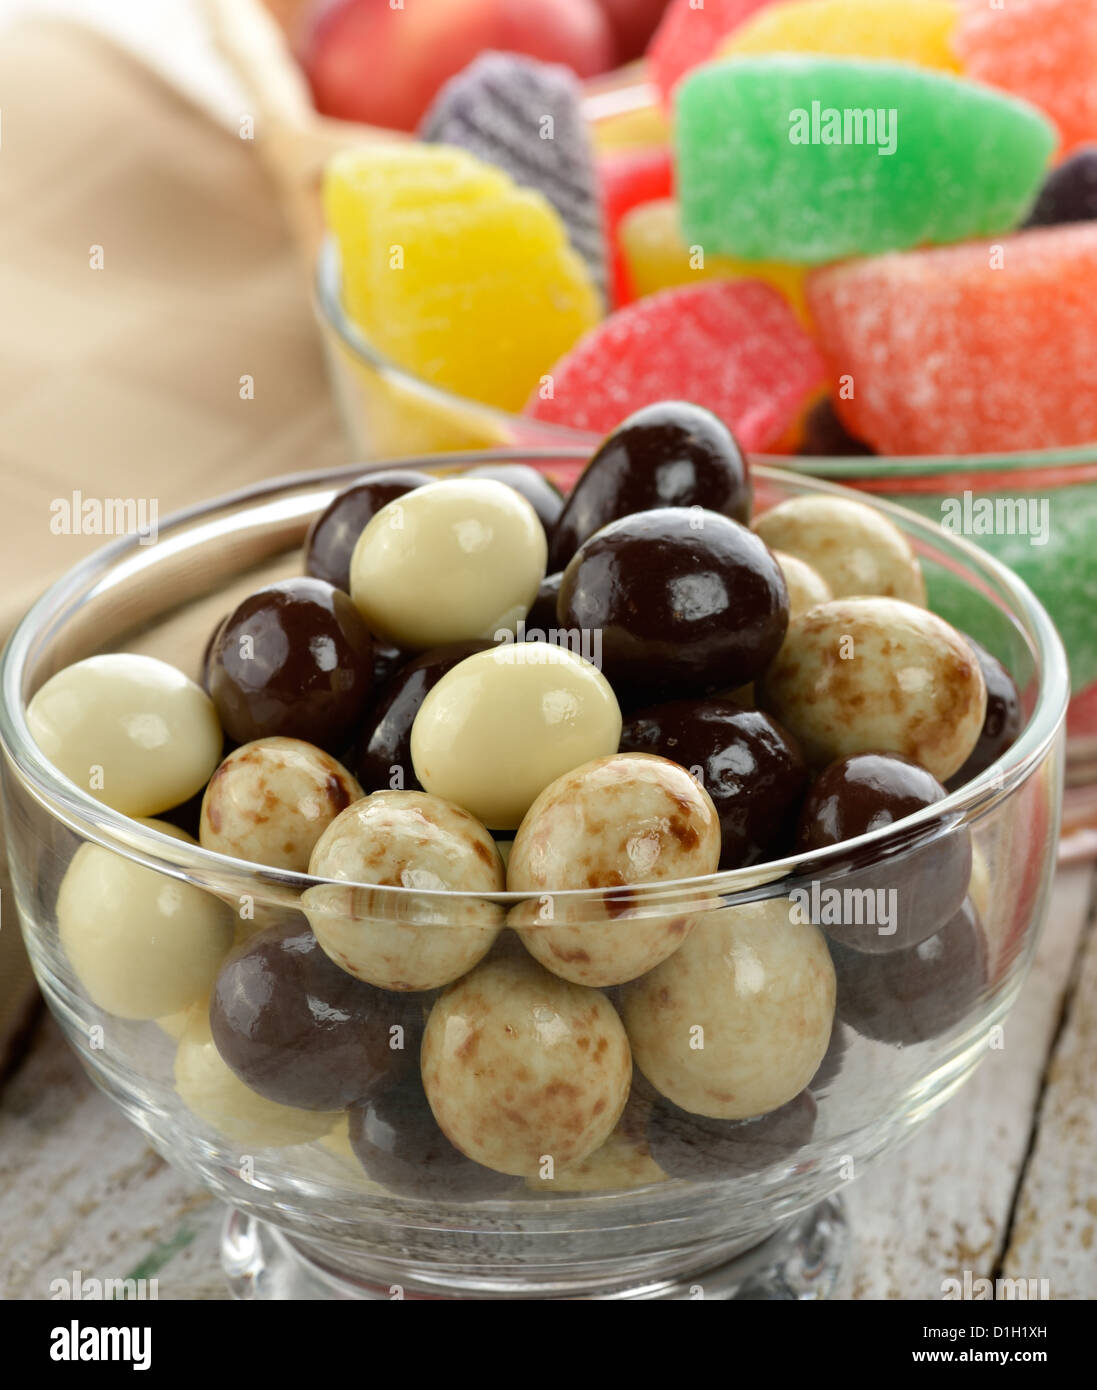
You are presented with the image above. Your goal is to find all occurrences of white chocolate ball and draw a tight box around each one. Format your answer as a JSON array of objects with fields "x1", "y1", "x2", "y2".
[
  {"x1": 174, "y1": 1007, "x2": 337, "y2": 1148},
  {"x1": 507, "y1": 753, "x2": 722, "y2": 986},
  {"x1": 349, "y1": 479, "x2": 547, "y2": 649},
  {"x1": 622, "y1": 898, "x2": 836, "y2": 1120},
  {"x1": 757, "y1": 598, "x2": 987, "y2": 781},
  {"x1": 421, "y1": 955, "x2": 632, "y2": 1177},
  {"x1": 771, "y1": 549, "x2": 832, "y2": 620},
  {"x1": 200, "y1": 737, "x2": 362, "y2": 872},
  {"x1": 304, "y1": 790, "x2": 504, "y2": 991},
  {"x1": 27, "y1": 653, "x2": 222, "y2": 816},
  {"x1": 410, "y1": 643, "x2": 622, "y2": 830},
  {"x1": 754, "y1": 496, "x2": 926, "y2": 606},
  {"x1": 57, "y1": 820, "x2": 234, "y2": 1020}
]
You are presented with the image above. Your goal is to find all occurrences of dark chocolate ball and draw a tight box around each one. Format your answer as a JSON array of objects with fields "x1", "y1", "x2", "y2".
[
  {"x1": 356, "y1": 639, "x2": 492, "y2": 792},
  {"x1": 208, "y1": 578, "x2": 374, "y2": 751},
  {"x1": 558, "y1": 507, "x2": 788, "y2": 705},
  {"x1": 304, "y1": 470, "x2": 432, "y2": 592},
  {"x1": 209, "y1": 921, "x2": 421, "y2": 1110},
  {"x1": 796, "y1": 396, "x2": 875, "y2": 458},
  {"x1": 1024, "y1": 145, "x2": 1097, "y2": 227},
  {"x1": 831, "y1": 899, "x2": 988, "y2": 1045},
  {"x1": 524, "y1": 571, "x2": 564, "y2": 635},
  {"x1": 619, "y1": 699, "x2": 808, "y2": 869},
  {"x1": 347, "y1": 1073, "x2": 521, "y2": 1198},
  {"x1": 647, "y1": 1091, "x2": 816, "y2": 1181},
  {"x1": 808, "y1": 1022, "x2": 847, "y2": 1096},
  {"x1": 794, "y1": 752, "x2": 972, "y2": 954},
  {"x1": 549, "y1": 401, "x2": 752, "y2": 571},
  {"x1": 466, "y1": 463, "x2": 564, "y2": 541},
  {"x1": 199, "y1": 614, "x2": 227, "y2": 694},
  {"x1": 370, "y1": 639, "x2": 408, "y2": 692},
  {"x1": 946, "y1": 636, "x2": 1023, "y2": 789}
]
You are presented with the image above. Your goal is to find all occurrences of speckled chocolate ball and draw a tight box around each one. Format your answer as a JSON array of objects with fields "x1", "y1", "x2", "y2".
[
  {"x1": 549, "y1": 401, "x2": 751, "y2": 571},
  {"x1": 619, "y1": 700, "x2": 808, "y2": 870},
  {"x1": 421, "y1": 954, "x2": 633, "y2": 1177},
  {"x1": 647, "y1": 1090, "x2": 816, "y2": 1181},
  {"x1": 305, "y1": 469, "x2": 432, "y2": 591},
  {"x1": 946, "y1": 636, "x2": 1024, "y2": 789},
  {"x1": 207, "y1": 578, "x2": 375, "y2": 751},
  {"x1": 558, "y1": 507, "x2": 788, "y2": 705}
]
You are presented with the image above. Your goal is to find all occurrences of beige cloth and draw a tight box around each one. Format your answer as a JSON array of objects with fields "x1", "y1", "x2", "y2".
[{"x1": 0, "y1": 18, "x2": 346, "y2": 1059}]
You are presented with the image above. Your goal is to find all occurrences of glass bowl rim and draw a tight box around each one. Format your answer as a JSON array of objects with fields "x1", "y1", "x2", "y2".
[{"x1": 0, "y1": 450, "x2": 1070, "y2": 906}]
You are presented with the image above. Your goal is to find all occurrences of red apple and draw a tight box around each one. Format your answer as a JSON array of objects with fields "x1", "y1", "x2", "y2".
[
  {"x1": 595, "y1": 0, "x2": 671, "y2": 64},
  {"x1": 298, "y1": 0, "x2": 615, "y2": 132}
]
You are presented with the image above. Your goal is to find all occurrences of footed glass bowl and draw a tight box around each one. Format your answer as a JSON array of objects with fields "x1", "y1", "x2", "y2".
[{"x1": 0, "y1": 453, "x2": 1067, "y2": 1300}]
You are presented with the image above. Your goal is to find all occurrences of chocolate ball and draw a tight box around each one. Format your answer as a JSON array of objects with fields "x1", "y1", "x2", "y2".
[
  {"x1": 619, "y1": 699, "x2": 808, "y2": 869},
  {"x1": 466, "y1": 462, "x2": 564, "y2": 541},
  {"x1": 549, "y1": 401, "x2": 752, "y2": 571},
  {"x1": 558, "y1": 507, "x2": 788, "y2": 705},
  {"x1": 796, "y1": 396, "x2": 874, "y2": 457},
  {"x1": 647, "y1": 1091, "x2": 816, "y2": 1181},
  {"x1": 209, "y1": 921, "x2": 420, "y2": 1111},
  {"x1": 946, "y1": 636, "x2": 1024, "y2": 789},
  {"x1": 356, "y1": 640, "x2": 492, "y2": 793},
  {"x1": 347, "y1": 1073, "x2": 521, "y2": 1199},
  {"x1": 795, "y1": 753, "x2": 972, "y2": 954},
  {"x1": 304, "y1": 470, "x2": 432, "y2": 592},
  {"x1": 208, "y1": 578, "x2": 374, "y2": 751},
  {"x1": 1024, "y1": 144, "x2": 1097, "y2": 227},
  {"x1": 524, "y1": 571, "x2": 563, "y2": 635},
  {"x1": 831, "y1": 899, "x2": 988, "y2": 1044}
]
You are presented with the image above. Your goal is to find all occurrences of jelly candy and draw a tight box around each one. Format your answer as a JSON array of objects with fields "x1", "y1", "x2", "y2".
[
  {"x1": 526, "y1": 279, "x2": 826, "y2": 446},
  {"x1": 955, "y1": 0, "x2": 1097, "y2": 157},
  {"x1": 648, "y1": 0, "x2": 778, "y2": 103},
  {"x1": 806, "y1": 223, "x2": 1097, "y2": 454},
  {"x1": 618, "y1": 198, "x2": 807, "y2": 318},
  {"x1": 420, "y1": 52, "x2": 607, "y2": 300},
  {"x1": 1025, "y1": 145, "x2": 1097, "y2": 227},
  {"x1": 717, "y1": 0, "x2": 961, "y2": 73},
  {"x1": 676, "y1": 58, "x2": 1056, "y2": 264},
  {"x1": 325, "y1": 147, "x2": 601, "y2": 412},
  {"x1": 599, "y1": 146, "x2": 674, "y2": 304}
]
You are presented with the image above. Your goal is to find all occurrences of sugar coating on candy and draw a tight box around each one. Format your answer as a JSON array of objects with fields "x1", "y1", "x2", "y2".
[
  {"x1": 717, "y1": 0, "x2": 961, "y2": 72},
  {"x1": 807, "y1": 223, "x2": 1097, "y2": 454},
  {"x1": 526, "y1": 279, "x2": 825, "y2": 445},
  {"x1": 599, "y1": 145, "x2": 673, "y2": 305},
  {"x1": 955, "y1": 0, "x2": 1097, "y2": 157},
  {"x1": 648, "y1": 0, "x2": 778, "y2": 102},
  {"x1": 1025, "y1": 144, "x2": 1097, "y2": 227},
  {"x1": 420, "y1": 52, "x2": 607, "y2": 301},
  {"x1": 617, "y1": 198, "x2": 807, "y2": 317},
  {"x1": 676, "y1": 58, "x2": 1056, "y2": 264},
  {"x1": 324, "y1": 146, "x2": 601, "y2": 412}
]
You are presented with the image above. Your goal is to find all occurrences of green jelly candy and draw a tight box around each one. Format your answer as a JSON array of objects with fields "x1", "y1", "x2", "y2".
[{"x1": 676, "y1": 57, "x2": 1056, "y2": 264}]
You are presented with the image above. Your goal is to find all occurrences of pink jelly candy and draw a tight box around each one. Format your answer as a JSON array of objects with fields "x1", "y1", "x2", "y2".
[
  {"x1": 599, "y1": 146, "x2": 674, "y2": 305},
  {"x1": 526, "y1": 278, "x2": 826, "y2": 445},
  {"x1": 648, "y1": 0, "x2": 778, "y2": 103},
  {"x1": 807, "y1": 223, "x2": 1097, "y2": 455}
]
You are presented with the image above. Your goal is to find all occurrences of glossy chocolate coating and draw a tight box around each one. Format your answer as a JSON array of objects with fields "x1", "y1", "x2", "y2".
[
  {"x1": 347, "y1": 1073, "x2": 521, "y2": 1198},
  {"x1": 356, "y1": 639, "x2": 492, "y2": 792},
  {"x1": 371, "y1": 639, "x2": 408, "y2": 691},
  {"x1": 524, "y1": 571, "x2": 563, "y2": 635},
  {"x1": 467, "y1": 463, "x2": 564, "y2": 541},
  {"x1": 209, "y1": 921, "x2": 421, "y2": 1110},
  {"x1": 946, "y1": 636, "x2": 1023, "y2": 789},
  {"x1": 1024, "y1": 144, "x2": 1097, "y2": 227},
  {"x1": 831, "y1": 898, "x2": 988, "y2": 1045},
  {"x1": 795, "y1": 752, "x2": 972, "y2": 954},
  {"x1": 620, "y1": 699, "x2": 808, "y2": 870},
  {"x1": 549, "y1": 402, "x2": 752, "y2": 571},
  {"x1": 305, "y1": 470, "x2": 432, "y2": 592},
  {"x1": 796, "y1": 396, "x2": 874, "y2": 458},
  {"x1": 647, "y1": 1090, "x2": 816, "y2": 1181},
  {"x1": 208, "y1": 578, "x2": 374, "y2": 751},
  {"x1": 199, "y1": 615, "x2": 227, "y2": 694},
  {"x1": 558, "y1": 507, "x2": 788, "y2": 704}
]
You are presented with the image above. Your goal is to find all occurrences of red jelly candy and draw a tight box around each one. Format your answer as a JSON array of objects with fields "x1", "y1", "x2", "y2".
[
  {"x1": 648, "y1": 0, "x2": 778, "y2": 103},
  {"x1": 599, "y1": 146, "x2": 674, "y2": 305}
]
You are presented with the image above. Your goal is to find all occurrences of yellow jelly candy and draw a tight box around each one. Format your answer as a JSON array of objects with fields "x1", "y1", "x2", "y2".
[
  {"x1": 618, "y1": 198, "x2": 808, "y2": 321},
  {"x1": 717, "y1": 0, "x2": 962, "y2": 73},
  {"x1": 324, "y1": 146, "x2": 601, "y2": 412}
]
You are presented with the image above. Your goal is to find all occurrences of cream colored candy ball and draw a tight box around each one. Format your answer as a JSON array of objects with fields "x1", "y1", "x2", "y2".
[
  {"x1": 754, "y1": 496, "x2": 926, "y2": 605},
  {"x1": 771, "y1": 549, "x2": 832, "y2": 619},
  {"x1": 174, "y1": 1007, "x2": 337, "y2": 1148},
  {"x1": 757, "y1": 597, "x2": 987, "y2": 781},
  {"x1": 304, "y1": 790, "x2": 504, "y2": 991},
  {"x1": 411, "y1": 643, "x2": 622, "y2": 830},
  {"x1": 349, "y1": 479, "x2": 547, "y2": 649},
  {"x1": 622, "y1": 898, "x2": 836, "y2": 1120},
  {"x1": 57, "y1": 819, "x2": 233, "y2": 1020},
  {"x1": 421, "y1": 955, "x2": 633, "y2": 1177},
  {"x1": 507, "y1": 753, "x2": 721, "y2": 986},
  {"x1": 200, "y1": 737, "x2": 362, "y2": 872},
  {"x1": 27, "y1": 653, "x2": 222, "y2": 816}
]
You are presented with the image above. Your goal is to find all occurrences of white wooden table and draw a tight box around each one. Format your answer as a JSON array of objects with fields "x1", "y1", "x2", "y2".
[{"x1": 2, "y1": 863, "x2": 1094, "y2": 1301}]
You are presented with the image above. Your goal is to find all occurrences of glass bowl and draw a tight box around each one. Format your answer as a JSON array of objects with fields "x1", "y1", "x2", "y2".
[{"x1": 0, "y1": 451, "x2": 1067, "y2": 1300}]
